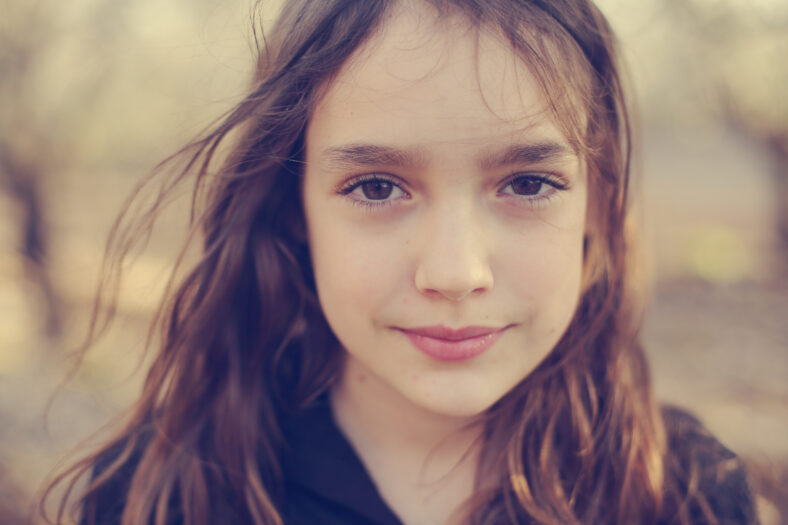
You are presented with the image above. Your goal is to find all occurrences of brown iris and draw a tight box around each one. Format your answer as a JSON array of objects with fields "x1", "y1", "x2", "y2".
[
  {"x1": 510, "y1": 177, "x2": 544, "y2": 196},
  {"x1": 361, "y1": 180, "x2": 394, "y2": 200}
]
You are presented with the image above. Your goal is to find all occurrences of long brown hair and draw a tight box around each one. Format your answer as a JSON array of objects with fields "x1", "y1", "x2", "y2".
[{"x1": 44, "y1": 1, "x2": 689, "y2": 523}]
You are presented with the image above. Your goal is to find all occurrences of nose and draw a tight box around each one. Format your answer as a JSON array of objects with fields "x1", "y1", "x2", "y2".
[{"x1": 414, "y1": 201, "x2": 494, "y2": 301}]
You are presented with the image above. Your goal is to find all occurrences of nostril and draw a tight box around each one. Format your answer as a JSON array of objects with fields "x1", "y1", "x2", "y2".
[{"x1": 416, "y1": 273, "x2": 493, "y2": 302}]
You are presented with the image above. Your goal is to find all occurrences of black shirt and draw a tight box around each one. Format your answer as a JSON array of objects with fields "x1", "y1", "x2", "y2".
[
  {"x1": 278, "y1": 397, "x2": 401, "y2": 525},
  {"x1": 84, "y1": 400, "x2": 758, "y2": 525}
]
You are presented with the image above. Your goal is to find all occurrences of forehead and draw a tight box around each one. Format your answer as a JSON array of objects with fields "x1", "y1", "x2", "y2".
[{"x1": 308, "y1": 2, "x2": 579, "y2": 153}]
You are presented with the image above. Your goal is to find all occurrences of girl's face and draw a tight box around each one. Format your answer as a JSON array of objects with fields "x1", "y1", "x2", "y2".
[{"x1": 303, "y1": 5, "x2": 588, "y2": 418}]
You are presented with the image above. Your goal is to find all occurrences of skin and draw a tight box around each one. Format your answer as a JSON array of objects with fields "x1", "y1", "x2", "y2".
[{"x1": 302, "y1": 3, "x2": 588, "y2": 523}]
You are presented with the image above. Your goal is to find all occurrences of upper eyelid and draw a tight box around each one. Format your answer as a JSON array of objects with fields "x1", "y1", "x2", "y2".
[
  {"x1": 337, "y1": 173, "x2": 409, "y2": 194},
  {"x1": 498, "y1": 172, "x2": 570, "y2": 191},
  {"x1": 337, "y1": 171, "x2": 570, "y2": 196}
]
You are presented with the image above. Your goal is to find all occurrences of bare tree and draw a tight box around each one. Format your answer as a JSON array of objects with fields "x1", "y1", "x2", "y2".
[
  {"x1": 0, "y1": 0, "x2": 131, "y2": 337},
  {"x1": 662, "y1": 0, "x2": 788, "y2": 265},
  {"x1": 0, "y1": 3, "x2": 62, "y2": 336}
]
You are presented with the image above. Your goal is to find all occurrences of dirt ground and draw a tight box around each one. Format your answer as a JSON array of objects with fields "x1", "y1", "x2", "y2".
[
  {"x1": 1, "y1": 125, "x2": 786, "y2": 523},
  {"x1": 2, "y1": 274, "x2": 785, "y2": 524}
]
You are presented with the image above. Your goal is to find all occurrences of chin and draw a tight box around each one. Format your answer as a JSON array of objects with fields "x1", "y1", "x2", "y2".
[{"x1": 405, "y1": 383, "x2": 504, "y2": 420}]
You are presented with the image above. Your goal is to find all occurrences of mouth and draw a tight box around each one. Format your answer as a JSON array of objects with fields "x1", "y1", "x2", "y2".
[{"x1": 395, "y1": 325, "x2": 510, "y2": 362}]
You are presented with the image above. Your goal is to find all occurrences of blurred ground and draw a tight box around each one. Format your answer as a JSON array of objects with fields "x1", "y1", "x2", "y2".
[
  {"x1": 1, "y1": 1, "x2": 786, "y2": 524},
  {"x1": 1, "y1": 123, "x2": 786, "y2": 524}
]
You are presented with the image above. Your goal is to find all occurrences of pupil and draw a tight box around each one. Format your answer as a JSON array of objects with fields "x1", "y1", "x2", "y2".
[
  {"x1": 511, "y1": 178, "x2": 542, "y2": 196},
  {"x1": 362, "y1": 180, "x2": 393, "y2": 200}
]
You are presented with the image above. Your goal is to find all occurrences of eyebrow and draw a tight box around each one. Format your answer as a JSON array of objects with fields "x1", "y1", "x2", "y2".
[
  {"x1": 477, "y1": 142, "x2": 575, "y2": 170},
  {"x1": 322, "y1": 144, "x2": 426, "y2": 170},
  {"x1": 320, "y1": 141, "x2": 574, "y2": 171}
]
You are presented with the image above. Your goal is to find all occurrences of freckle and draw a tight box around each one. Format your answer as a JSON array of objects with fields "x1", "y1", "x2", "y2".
[{"x1": 357, "y1": 373, "x2": 366, "y2": 383}]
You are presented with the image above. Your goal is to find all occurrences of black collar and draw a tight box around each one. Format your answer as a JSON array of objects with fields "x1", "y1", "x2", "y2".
[{"x1": 280, "y1": 397, "x2": 403, "y2": 525}]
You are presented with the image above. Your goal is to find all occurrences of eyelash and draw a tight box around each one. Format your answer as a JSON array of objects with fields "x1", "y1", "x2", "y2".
[
  {"x1": 498, "y1": 173, "x2": 568, "y2": 208},
  {"x1": 337, "y1": 174, "x2": 407, "y2": 211},
  {"x1": 337, "y1": 173, "x2": 569, "y2": 210}
]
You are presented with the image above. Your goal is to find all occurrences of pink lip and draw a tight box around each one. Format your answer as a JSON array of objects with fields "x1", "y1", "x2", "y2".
[{"x1": 397, "y1": 325, "x2": 509, "y2": 362}]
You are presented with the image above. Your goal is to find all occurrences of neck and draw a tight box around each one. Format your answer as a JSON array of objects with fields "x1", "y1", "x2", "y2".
[{"x1": 330, "y1": 357, "x2": 485, "y2": 525}]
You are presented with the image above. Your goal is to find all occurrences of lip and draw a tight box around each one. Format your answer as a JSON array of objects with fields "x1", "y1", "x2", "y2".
[{"x1": 396, "y1": 325, "x2": 509, "y2": 362}]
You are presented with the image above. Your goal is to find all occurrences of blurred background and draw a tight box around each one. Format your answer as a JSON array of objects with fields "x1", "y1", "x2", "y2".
[{"x1": 0, "y1": 0, "x2": 786, "y2": 523}]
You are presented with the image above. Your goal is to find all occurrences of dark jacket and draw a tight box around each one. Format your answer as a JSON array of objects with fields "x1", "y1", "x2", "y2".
[{"x1": 83, "y1": 401, "x2": 758, "y2": 525}]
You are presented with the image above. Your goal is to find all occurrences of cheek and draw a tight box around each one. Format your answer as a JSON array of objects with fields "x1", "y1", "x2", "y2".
[
  {"x1": 308, "y1": 210, "x2": 406, "y2": 321},
  {"x1": 503, "y1": 225, "x2": 585, "y2": 329}
]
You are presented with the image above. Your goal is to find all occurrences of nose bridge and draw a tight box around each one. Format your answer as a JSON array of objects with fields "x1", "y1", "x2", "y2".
[{"x1": 414, "y1": 194, "x2": 494, "y2": 301}]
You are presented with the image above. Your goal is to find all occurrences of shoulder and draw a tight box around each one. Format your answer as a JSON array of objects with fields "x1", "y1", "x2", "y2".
[
  {"x1": 80, "y1": 431, "x2": 153, "y2": 525},
  {"x1": 81, "y1": 428, "x2": 193, "y2": 525},
  {"x1": 659, "y1": 405, "x2": 759, "y2": 525},
  {"x1": 82, "y1": 428, "x2": 256, "y2": 525},
  {"x1": 80, "y1": 441, "x2": 141, "y2": 525}
]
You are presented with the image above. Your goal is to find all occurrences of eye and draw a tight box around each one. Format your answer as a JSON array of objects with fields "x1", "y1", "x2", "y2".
[
  {"x1": 339, "y1": 175, "x2": 409, "y2": 207},
  {"x1": 357, "y1": 179, "x2": 398, "y2": 200},
  {"x1": 500, "y1": 173, "x2": 566, "y2": 198}
]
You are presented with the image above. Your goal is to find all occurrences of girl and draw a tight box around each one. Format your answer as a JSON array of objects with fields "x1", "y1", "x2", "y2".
[{"x1": 45, "y1": 0, "x2": 758, "y2": 524}]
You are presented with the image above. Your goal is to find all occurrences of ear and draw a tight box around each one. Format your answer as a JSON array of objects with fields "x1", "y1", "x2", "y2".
[
  {"x1": 580, "y1": 175, "x2": 607, "y2": 294},
  {"x1": 281, "y1": 169, "x2": 310, "y2": 247},
  {"x1": 289, "y1": 203, "x2": 309, "y2": 246},
  {"x1": 581, "y1": 231, "x2": 606, "y2": 295}
]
